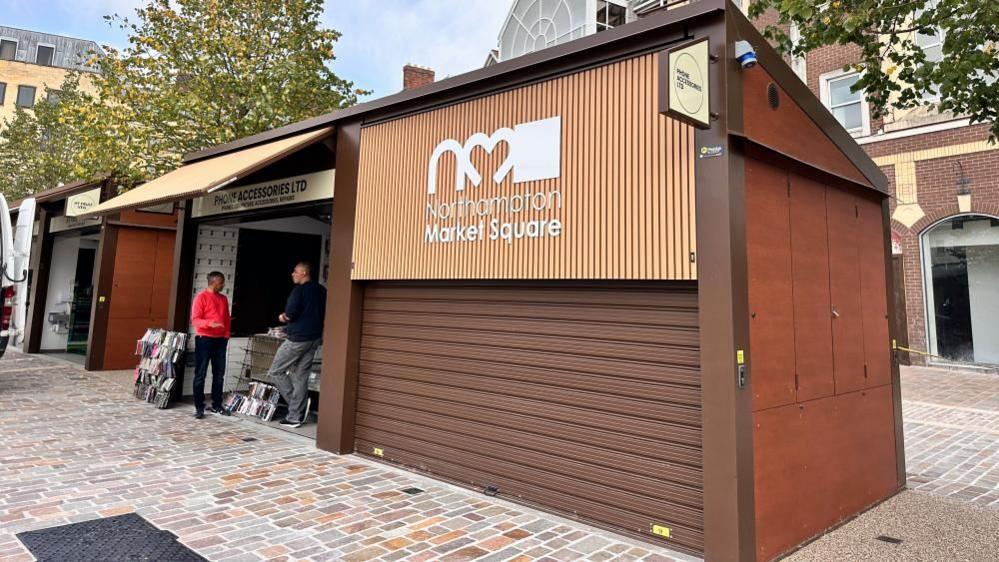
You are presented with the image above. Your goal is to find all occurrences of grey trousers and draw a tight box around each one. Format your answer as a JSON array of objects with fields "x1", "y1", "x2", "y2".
[{"x1": 268, "y1": 338, "x2": 320, "y2": 423}]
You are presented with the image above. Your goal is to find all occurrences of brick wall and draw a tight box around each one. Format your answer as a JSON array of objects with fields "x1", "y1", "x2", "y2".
[
  {"x1": 748, "y1": 1, "x2": 999, "y2": 366},
  {"x1": 402, "y1": 65, "x2": 435, "y2": 90}
]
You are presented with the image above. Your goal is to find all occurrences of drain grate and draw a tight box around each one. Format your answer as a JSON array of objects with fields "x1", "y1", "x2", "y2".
[
  {"x1": 401, "y1": 487, "x2": 424, "y2": 495},
  {"x1": 876, "y1": 535, "x2": 904, "y2": 545},
  {"x1": 242, "y1": 437, "x2": 258, "y2": 442},
  {"x1": 16, "y1": 513, "x2": 208, "y2": 562}
]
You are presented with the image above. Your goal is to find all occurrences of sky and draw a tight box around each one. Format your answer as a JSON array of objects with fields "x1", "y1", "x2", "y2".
[{"x1": 2, "y1": 0, "x2": 513, "y2": 101}]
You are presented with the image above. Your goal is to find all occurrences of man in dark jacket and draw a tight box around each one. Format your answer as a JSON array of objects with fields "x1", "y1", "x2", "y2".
[{"x1": 269, "y1": 262, "x2": 327, "y2": 428}]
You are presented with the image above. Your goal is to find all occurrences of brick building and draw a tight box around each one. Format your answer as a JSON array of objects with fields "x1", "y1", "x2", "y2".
[
  {"x1": 492, "y1": 0, "x2": 998, "y2": 366},
  {"x1": 644, "y1": 1, "x2": 999, "y2": 366},
  {"x1": 746, "y1": 8, "x2": 999, "y2": 367}
]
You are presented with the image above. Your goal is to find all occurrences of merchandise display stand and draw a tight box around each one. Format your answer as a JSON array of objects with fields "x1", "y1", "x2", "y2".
[
  {"x1": 223, "y1": 333, "x2": 321, "y2": 422},
  {"x1": 133, "y1": 329, "x2": 187, "y2": 409},
  {"x1": 222, "y1": 334, "x2": 285, "y2": 421}
]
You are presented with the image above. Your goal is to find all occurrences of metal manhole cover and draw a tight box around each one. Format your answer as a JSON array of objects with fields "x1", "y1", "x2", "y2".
[{"x1": 16, "y1": 513, "x2": 208, "y2": 562}]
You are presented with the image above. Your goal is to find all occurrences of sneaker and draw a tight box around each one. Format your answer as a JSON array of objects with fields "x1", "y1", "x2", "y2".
[
  {"x1": 279, "y1": 419, "x2": 302, "y2": 428},
  {"x1": 210, "y1": 407, "x2": 230, "y2": 416},
  {"x1": 194, "y1": 411, "x2": 205, "y2": 420}
]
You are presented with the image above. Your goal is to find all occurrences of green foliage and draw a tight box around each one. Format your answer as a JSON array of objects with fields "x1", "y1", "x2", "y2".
[
  {"x1": 748, "y1": 0, "x2": 999, "y2": 140},
  {"x1": 0, "y1": 0, "x2": 365, "y2": 196},
  {"x1": 0, "y1": 74, "x2": 92, "y2": 201}
]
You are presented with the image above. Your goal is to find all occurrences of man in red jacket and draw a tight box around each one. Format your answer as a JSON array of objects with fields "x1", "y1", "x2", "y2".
[{"x1": 190, "y1": 271, "x2": 231, "y2": 419}]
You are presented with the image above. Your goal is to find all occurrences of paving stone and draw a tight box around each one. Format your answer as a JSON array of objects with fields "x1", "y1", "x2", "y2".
[
  {"x1": 440, "y1": 545, "x2": 491, "y2": 560},
  {"x1": 7, "y1": 352, "x2": 993, "y2": 562},
  {"x1": 570, "y1": 534, "x2": 613, "y2": 554}
]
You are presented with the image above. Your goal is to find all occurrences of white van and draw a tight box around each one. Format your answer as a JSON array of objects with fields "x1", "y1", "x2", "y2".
[{"x1": 0, "y1": 194, "x2": 33, "y2": 359}]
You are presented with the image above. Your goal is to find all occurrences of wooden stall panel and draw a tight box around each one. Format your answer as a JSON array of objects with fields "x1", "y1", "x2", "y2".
[
  {"x1": 825, "y1": 187, "x2": 866, "y2": 394},
  {"x1": 857, "y1": 193, "x2": 891, "y2": 388},
  {"x1": 789, "y1": 174, "x2": 834, "y2": 402},
  {"x1": 742, "y1": 64, "x2": 872, "y2": 187},
  {"x1": 753, "y1": 386, "x2": 900, "y2": 561},
  {"x1": 102, "y1": 227, "x2": 176, "y2": 369},
  {"x1": 151, "y1": 232, "x2": 176, "y2": 319},
  {"x1": 746, "y1": 160, "x2": 796, "y2": 411},
  {"x1": 103, "y1": 316, "x2": 167, "y2": 368},
  {"x1": 107, "y1": 229, "x2": 158, "y2": 317}
]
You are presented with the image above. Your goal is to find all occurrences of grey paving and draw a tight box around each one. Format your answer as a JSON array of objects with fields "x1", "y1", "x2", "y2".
[{"x1": 784, "y1": 490, "x2": 999, "y2": 561}]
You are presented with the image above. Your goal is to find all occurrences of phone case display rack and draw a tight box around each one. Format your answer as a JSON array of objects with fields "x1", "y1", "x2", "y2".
[
  {"x1": 222, "y1": 335, "x2": 285, "y2": 421},
  {"x1": 134, "y1": 329, "x2": 187, "y2": 409},
  {"x1": 222, "y1": 334, "x2": 322, "y2": 421}
]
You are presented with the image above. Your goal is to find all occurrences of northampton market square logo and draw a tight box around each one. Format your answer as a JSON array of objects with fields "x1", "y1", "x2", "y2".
[
  {"x1": 423, "y1": 116, "x2": 565, "y2": 245},
  {"x1": 426, "y1": 116, "x2": 562, "y2": 194}
]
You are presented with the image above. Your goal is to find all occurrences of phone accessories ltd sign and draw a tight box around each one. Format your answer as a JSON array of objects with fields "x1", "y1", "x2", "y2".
[
  {"x1": 664, "y1": 38, "x2": 710, "y2": 129},
  {"x1": 191, "y1": 170, "x2": 334, "y2": 218},
  {"x1": 425, "y1": 116, "x2": 563, "y2": 245}
]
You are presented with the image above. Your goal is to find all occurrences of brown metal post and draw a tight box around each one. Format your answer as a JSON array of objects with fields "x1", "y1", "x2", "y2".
[
  {"x1": 696, "y1": 11, "x2": 757, "y2": 562},
  {"x1": 317, "y1": 123, "x2": 364, "y2": 454},
  {"x1": 883, "y1": 199, "x2": 907, "y2": 486},
  {"x1": 84, "y1": 222, "x2": 117, "y2": 371},
  {"x1": 24, "y1": 206, "x2": 53, "y2": 354},
  {"x1": 167, "y1": 201, "x2": 198, "y2": 333}
]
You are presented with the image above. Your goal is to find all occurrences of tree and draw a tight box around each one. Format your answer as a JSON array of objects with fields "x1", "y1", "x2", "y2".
[
  {"x1": 749, "y1": 0, "x2": 999, "y2": 140},
  {"x1": 1, "y1": 0, "x2": 366, "y2": 196},
  {"x1": 0, "y1": 74, "x2": 92, "y2": 200}
]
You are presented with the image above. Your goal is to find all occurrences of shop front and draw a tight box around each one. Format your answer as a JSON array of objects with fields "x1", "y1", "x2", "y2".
[
  {"x1": 920, "y1": 214, "x2": 999, "y2": 365},
  {"x1": 13, "y1": 179, "x2": 178, "y2": 370},
  {"x1": 86, "y1": 128, "x2": 335, "y2": 437},
  {"x1": 87, "y1": 2, "x2": 904, "y2": 561}
]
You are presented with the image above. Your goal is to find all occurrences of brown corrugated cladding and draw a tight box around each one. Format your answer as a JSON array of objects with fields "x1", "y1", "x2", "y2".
[
  {"x1": 355, "y1": 282, "x2": 703, "y2": 555},
  {"x1": 352, "y1": 53, "x2": 695, "y2": 281}
]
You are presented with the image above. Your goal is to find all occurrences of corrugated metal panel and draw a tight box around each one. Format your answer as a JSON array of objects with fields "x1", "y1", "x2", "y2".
[
  {"x1": 355, "y1": 282, "x2": 703, "y2": 554},
  {"x1": 352, "y1": 53, "x2": 696, "y2": 281}
]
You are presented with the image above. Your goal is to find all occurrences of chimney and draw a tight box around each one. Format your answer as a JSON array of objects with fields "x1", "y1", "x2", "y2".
[{"x1": 403, "y1": 64, "x2": 435, "y2": 90}]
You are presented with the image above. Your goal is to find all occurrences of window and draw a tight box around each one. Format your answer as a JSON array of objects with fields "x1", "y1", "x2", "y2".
[
  {"x1": 46, "y1": 90, "x2": 62, "y2": 104},
  {"x1": 35, "y1": 45, "x2": 55, "y2": 66},
  {"x1": 915, "y1": 26, "x2": 943, "y2": 100},
  {"x1": 913, "y1": 0, "x2": 943, "y2": 101},
  {"x1": 789, "y1": 24, "x2": 807, "y2": 82},
  {"x1": 596, "y1": 1, "x2": 627, "y2": 32},
  {"x1": 921, "y1": 215, "x2": 999, "y2": 364},
  {"x1": 820, "y1": 71, "x2": 869, "y2": 135},
  {"x1": 0, "y1": 39, "x2": 16, "y2": 61},
  {"x1": 16, "y1": 85, "x2": 36, "y2": 108},
  {"x1": 0, "y1": 82, "x2": 6, "y2": 105}
]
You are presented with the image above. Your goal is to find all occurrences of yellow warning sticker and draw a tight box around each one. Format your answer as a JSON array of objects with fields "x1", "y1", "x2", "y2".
[
  {"x1": 736, "y1": 349, "x2": 745, "y2": 365},
  {"x1": 651, "y1": 524, "x2": 672, "y2": 538},
  {"x1": 373, "y1": 447, "x2": 384, "y2": 457}
]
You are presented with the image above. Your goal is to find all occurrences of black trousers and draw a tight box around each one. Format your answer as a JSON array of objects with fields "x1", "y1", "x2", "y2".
[{"x1": 193, "y1": 336, "x2": 228, "y2": 412}]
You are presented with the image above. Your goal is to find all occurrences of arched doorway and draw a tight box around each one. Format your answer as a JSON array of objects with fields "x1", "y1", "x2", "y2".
[{"x1": 921, "y1": 214, "x2": 999, "y2": 364}]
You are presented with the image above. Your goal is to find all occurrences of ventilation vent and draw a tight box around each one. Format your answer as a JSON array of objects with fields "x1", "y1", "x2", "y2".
[{"x1": 767, "y1": 82, "x2": 780, "y2": 109}]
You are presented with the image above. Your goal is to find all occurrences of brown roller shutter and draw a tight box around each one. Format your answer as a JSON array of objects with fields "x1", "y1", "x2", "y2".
[{"x1": 355, "y1": 282, "x2": 703, "y2": 555}]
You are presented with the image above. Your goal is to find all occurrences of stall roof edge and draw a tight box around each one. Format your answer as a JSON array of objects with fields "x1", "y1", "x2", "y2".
[
  {"x1": 179, "y1": 0, "x2": 886, "y2": 195},
  {"x1": 10, "y1": 177, "x2": 109, "y2": 211},
  {"x1": 183, "y1": 0, "x2": 727, "y2": 164},
  {"x1": 729, "y1": 10, "x2": 889, "y2": 192}
]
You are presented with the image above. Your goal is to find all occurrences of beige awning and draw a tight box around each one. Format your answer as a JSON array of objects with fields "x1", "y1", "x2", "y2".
[{"x1": 83, "y1": 127, "x2": 334, "y2": 217}]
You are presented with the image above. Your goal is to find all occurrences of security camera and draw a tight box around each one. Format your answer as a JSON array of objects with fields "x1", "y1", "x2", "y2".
[{"x1": 735, "y1": 40, "x2": 757, "y2": 69}]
